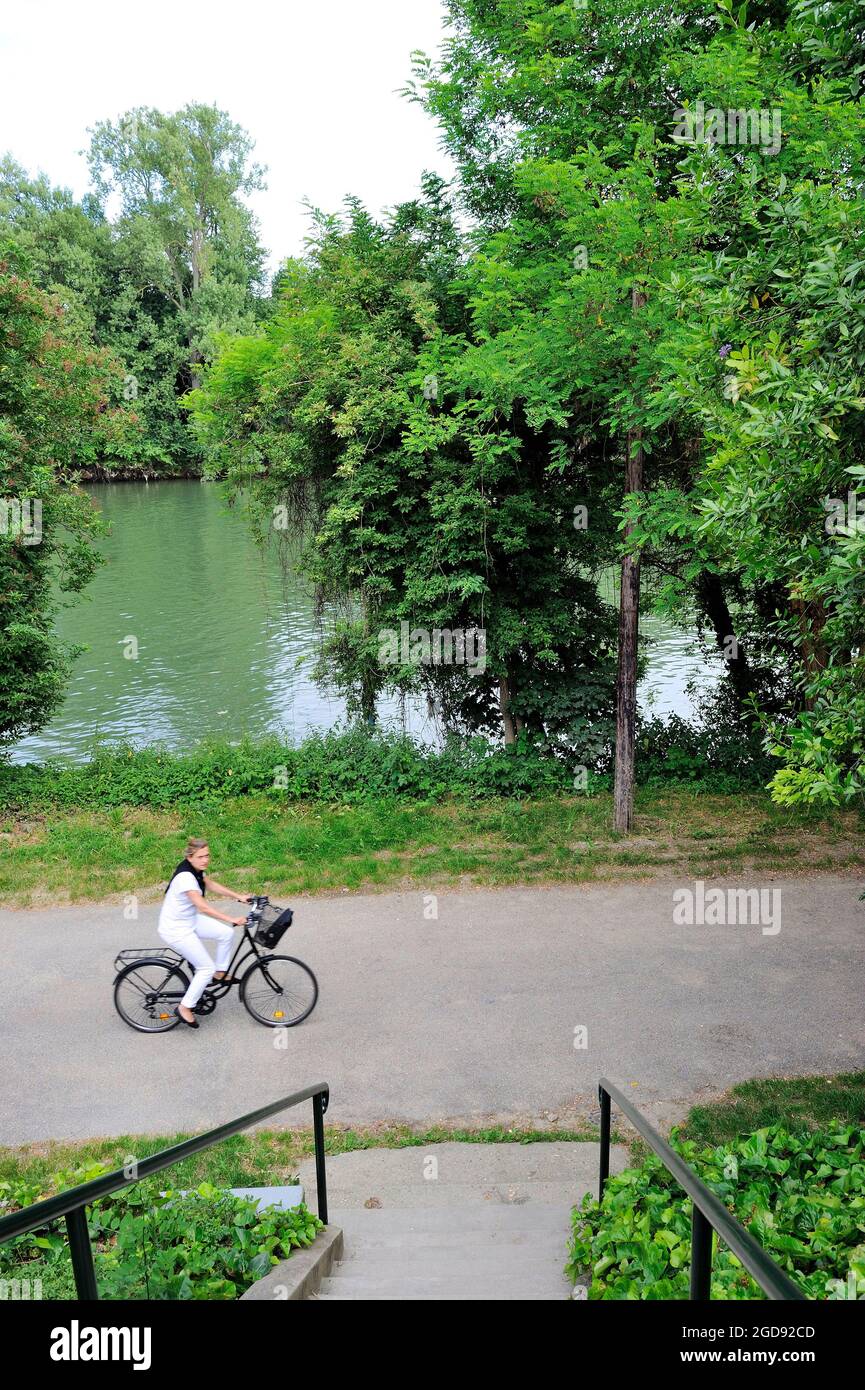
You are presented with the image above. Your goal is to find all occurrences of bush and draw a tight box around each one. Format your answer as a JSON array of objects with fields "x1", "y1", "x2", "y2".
[
  {"x1": 0, "y1": 1161, "x2": 322, "y2": 1300},
  {"x1": 0, "y1": 714, "x2": 770, "y2": 815},
  {"x1": 0, "y1": 727, "x2": 578, "y2": 811},
  {"x1": 636, "y1": 685, "x2": 776, "y2": 790},
  {"x1": 567, "y1": 1123, "x2": 865, "y2": 1300}
]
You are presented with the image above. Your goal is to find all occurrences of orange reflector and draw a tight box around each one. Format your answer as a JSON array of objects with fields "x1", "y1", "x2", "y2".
[{"x1": 274, "y1": 1011, "x2": 284, "y2": 1019}]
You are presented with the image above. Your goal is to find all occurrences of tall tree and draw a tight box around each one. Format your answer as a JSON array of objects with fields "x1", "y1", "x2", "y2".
[
  {"x1": 191, "y1": 186, "x2": 620, "y2": 746},
  {"x1": 0, "y1": 245, "x2": 138, "y2": 744},
  {"x1": 87, "y1": 104, "x2": 267, "y2": 393}
]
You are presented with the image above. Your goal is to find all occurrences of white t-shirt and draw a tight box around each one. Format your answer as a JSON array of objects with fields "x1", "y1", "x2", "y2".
[{"x1": 158, "y1": 872, "x2": 201, "y2": 935}]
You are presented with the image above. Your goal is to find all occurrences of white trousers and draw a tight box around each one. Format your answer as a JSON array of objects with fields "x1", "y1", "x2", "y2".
[{"x1": 158, "y1": 914, "x2": 235, "y2": 1009}]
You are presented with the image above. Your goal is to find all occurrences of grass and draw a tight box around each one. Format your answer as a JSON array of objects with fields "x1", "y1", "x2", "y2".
[
  {"x1": 1, "y1": 788, "x2": 862, "y2": 906},
  {"x1": 0, "y1": 1123, "x2": 612, "y2": 1196},
  {"x1": 680, "y1": 1071, "x2": 865, "y2": 1145},
  {"x1": 2, "y1": 1073, "x2": 861, "y2": 1201}
]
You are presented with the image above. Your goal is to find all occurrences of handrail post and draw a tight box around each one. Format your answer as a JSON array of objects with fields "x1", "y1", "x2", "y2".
[
  {"x1": 313, "y1": 1091, "x2": 328, "y2": 1225},
  {"x1": 598, "y1": 1084, "x2": 611, "y2": 1201},
  {"x1": 690, "y1": 1204, "x2": 713, "y2": 1300},
  {"x1": 66, "y1": 1206, "x2": 99, "y2": 1300}
]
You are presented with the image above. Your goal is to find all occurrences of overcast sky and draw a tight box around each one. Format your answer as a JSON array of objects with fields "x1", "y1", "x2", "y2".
[{"x1": 0, "y1": 0, "x2": 454, "y2": 275}]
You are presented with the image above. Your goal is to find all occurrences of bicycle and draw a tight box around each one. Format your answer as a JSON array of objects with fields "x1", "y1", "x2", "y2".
[{"x1": 113, "y1": 896, "x2": 318, "y2": 1032}]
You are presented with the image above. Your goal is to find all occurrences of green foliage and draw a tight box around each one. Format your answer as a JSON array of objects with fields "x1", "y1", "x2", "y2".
[
  {"x1": 0, "y1": 713, "x2": 772, "y2": 815},
  {"x1": 0, "y1": 1161, "x2": 322, "y2": 1301},
  {"x1": 6, "y1": 5, "x2": 865, "y2": 795},
  {"x1": 683, "y1": 1072, "x2": 865, "y2": 1146},
  {"x1": 412, "y1": 0, "x2": 865, "y2": 800},
  {"x1": 191, "y1": 175, "x2": 620, "y2": 747},
  {"x1": 0, "y1": 103, "x2": 268, "y2": 474},
  {"x1": 0, "y1": 254, "x2": 137, "y2": 744},
  {"x1": 0, "y1": 729, "x2": 577, "y2": 811},
  {"x1": 568, "y1": 1123, "x2": 865, "y2": 1300},
  {"x1": 637, "y1": 716, "x2": 773, "y2": 791}
]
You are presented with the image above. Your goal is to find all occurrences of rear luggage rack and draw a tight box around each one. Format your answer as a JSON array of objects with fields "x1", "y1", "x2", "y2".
[{"x1": 114, "y1": 946, "x2": 185, "y2": 972}]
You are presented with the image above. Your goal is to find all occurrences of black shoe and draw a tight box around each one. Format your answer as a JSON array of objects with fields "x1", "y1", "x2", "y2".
[{"x1": 174, "y1": 1006, "x2": 200, "y2": 1029}]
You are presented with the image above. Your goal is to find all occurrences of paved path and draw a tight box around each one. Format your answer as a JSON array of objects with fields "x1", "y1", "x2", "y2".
[{"x1": 3, "y1": 874, "x2": 864, "y2": 1145}]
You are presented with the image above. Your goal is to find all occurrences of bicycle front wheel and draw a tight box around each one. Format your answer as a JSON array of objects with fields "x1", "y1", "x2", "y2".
[
  {"x1": 114, "y1": 958, "x2": 190, "y2": 1033},
  {"x1": 240, "y1": 956, "x2": 318, "y2": 1027}
]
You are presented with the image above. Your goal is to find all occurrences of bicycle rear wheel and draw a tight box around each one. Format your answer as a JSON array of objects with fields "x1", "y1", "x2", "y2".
[
  {"x1": 240, "y1": 955, "x2": 318, "y2": 1027},
  {"x1": 114, "y1": 958, "x2": 190, "y2": 1033}
]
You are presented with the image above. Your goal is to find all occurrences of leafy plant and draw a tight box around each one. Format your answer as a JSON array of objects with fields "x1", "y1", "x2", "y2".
[
  {"x1": 568, "y1": 1122, "x2": 865, "y2": 1300},
  {"x1": 0, "y1": 1161, "x2": 322, "y2": 1301}
]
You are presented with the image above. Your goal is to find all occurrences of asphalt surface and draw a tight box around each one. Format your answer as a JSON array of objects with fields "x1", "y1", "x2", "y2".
[{"x1": 3, "y1": 874, "x2": 864, "y2": 1145}]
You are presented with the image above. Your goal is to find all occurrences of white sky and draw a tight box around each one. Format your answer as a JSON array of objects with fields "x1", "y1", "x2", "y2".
[{"x1": 0, "y1": 0, "x2": 454, "y2": 276}]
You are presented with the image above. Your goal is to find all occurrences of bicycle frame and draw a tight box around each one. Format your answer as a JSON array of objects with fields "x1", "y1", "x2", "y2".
[
  {"x1": 119, "y1": 924, "x2": 279, "y2": 1012},
  {"x1": 198, "y1": 924, "x2": 276, "y2": 999}
]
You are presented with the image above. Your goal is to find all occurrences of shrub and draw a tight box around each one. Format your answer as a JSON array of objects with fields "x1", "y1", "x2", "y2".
[
  {"x1": 0, "y1": 1162, "x2": 322, "y2": 1300},
  {"x1": 567, "y1": 1123, "x2": 865, "y2": 1300},
  {"x1": 0, "y1": 715, "x2": 770, "y2": 815}
]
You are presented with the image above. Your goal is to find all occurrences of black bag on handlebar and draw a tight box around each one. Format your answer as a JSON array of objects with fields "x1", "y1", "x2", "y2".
[{"x1": 254, "y1": 903, "x2": 294, "y2": 949}]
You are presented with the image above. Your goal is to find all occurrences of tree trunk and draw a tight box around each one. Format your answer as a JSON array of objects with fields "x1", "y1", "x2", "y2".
[
  {"x1": 696, "y1": 572, "x2": 753, "y2": 708},
  {"x1": 188, "y1": 339, "x2": 203, "y2": 392},
  {"x1": 791, "y1": 596, "x2": 828, "y2": 707},
  {"x1": 500, "y1": 675, "x2": 517, "y2": 746},
  {"x1": 613, "y1": 287, "x2": 647, "y2": 833}
]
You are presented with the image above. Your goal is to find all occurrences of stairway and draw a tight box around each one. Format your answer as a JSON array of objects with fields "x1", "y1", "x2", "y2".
[{"x1": 298, "y1": 1140, "x2": 627, "y2": 1301}]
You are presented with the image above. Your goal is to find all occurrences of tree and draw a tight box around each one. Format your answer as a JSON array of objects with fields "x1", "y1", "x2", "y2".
[
  {"x1": 1, "y1": 110, "x2": 268, "y2": 474},
  {"x1": 87, "y1": 103, "x2": 267, "y2": 393},
  {"x1": 0, "y1": 246, "x2": 138, "y2": 744},
  {"x1": 191, "y1": 184, "x2": 619, "y2": 747},
  {"x1": 622, "y1": 5, "x2": 865, "y2": 805},
  {"x1": 412, "y1": 0, "x2": 865, "y2": 816}
]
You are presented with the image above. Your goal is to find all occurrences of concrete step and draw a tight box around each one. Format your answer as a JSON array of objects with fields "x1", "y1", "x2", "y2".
[
  {"x1": 321, "y1": 1180, "x2": 585, "y2": 1208},
  {"x1": 332, "y1": 1247, "x2": 568, "y2": 1269},
  {"x1": 300, "y1": 1140, "x2": 626, "y2": 1212},
  {"x1": 334, "y1": 1235, "x2": 570, "y2": 1258},
  {"x1": 226, "y1": 1185, "x2": 304, "y2": 1211},
  {"x1": 312, "y1": 1284, "x2": 561, "y2": 1295},
  {"x1": 300, "y1": 1142, "x2": 615, "y2": 1300},
  {"x1": 328, "y1": 1203, "x2": 573, "y2": 1233}
]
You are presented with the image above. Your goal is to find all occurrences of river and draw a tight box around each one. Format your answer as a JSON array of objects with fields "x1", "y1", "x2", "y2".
[{"x1": 12, "y1": 482, "x2": 723, "y2": 763}]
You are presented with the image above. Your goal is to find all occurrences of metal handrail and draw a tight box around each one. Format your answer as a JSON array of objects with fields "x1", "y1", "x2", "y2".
[
  {"x1": 0, "y1": 1082, "x2": 330, "y2": 1300},
  {"x1": 598, "y1": 1078, "x2": 806, "y2": 1301}
]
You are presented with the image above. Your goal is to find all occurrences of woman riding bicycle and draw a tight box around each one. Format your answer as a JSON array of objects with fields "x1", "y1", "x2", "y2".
[{"x1": 158, "y1": 837, "x2": 250, "y2": 1029}]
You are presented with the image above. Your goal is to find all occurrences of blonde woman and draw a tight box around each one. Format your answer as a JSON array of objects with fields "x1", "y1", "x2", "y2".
[{"x1": 158, "y1": 838, "x2": 250, "y2": 1029}]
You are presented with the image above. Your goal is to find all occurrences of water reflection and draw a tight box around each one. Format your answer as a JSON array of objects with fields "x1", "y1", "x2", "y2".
[{"x1": 13, "y1": 482, "x2": 721, "y2": 763}]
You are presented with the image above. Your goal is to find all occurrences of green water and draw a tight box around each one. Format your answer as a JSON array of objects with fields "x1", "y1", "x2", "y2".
[{"x1": 13, "y1": 481, "x2": 722, "y2": 764}]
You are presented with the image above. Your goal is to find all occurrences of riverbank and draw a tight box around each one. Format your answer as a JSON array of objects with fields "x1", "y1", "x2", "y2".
[{"x1": 1, "y1": 787, "x2": 861, "y2": 907}]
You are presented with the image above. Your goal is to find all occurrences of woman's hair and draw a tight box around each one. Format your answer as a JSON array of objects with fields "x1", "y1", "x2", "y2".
[{"x1": 185, "y1": 837, "x2": 209, "y2": 858}]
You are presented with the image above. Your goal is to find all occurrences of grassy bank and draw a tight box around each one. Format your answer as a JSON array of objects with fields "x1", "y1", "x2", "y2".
[
  {"x1": 0, "y1": 1123, "x2": 607, "y2": 1195},
  {"x1": 2, "y1": 1075, "x2": 861, "y2": 1190},
  {"x1": 1, "y1": 787, "x2": 863, "y2": 907},
  {"x1": 680, "y1": 1071, "x2": 865, "y2": 1146}
]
